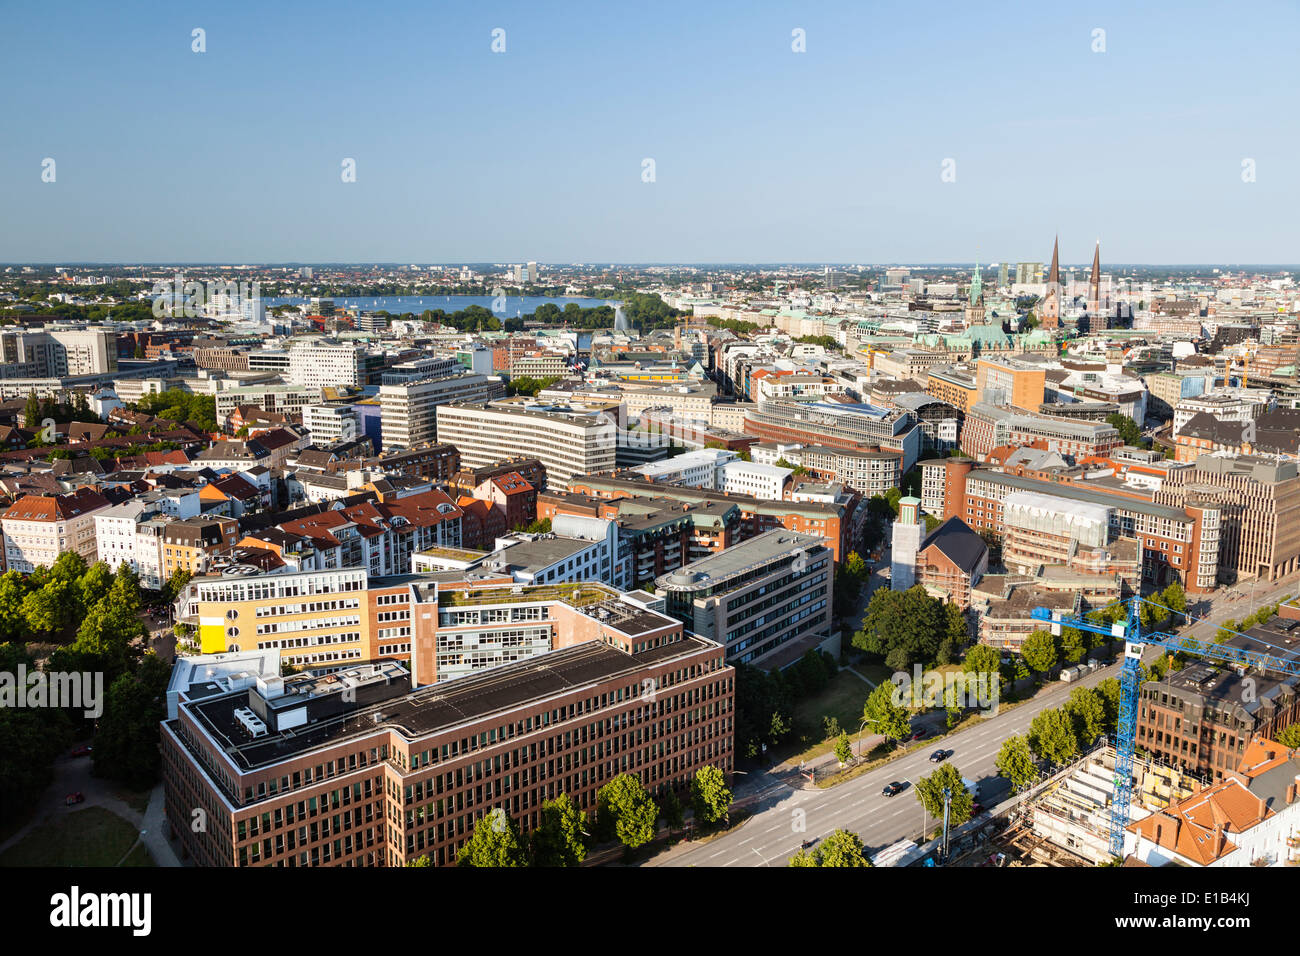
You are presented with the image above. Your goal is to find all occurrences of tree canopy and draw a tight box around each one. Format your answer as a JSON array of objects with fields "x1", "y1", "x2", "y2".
[
  {"x1": 995, "y1": 735, "x2": 1038, "y2": 792},
  {"x1": 457, "y1": 809, "x2": 528, "y2": 867},
  {"x1": 862, "y1": 679, "x2": 912, "y2": 743},
  {"x1": 788, "y1": 828, "x2": 872, "y2": 867},
  {"x1": 1029, "y1": 707, "x2": 1079, "y2": 766},
  {"x1": 529, "y1": 794, "x2": 588, "y2": 867},
  {"x1": 914, "y1": 762, "x2": 974, "y2": 825},
  {"x1": 853, "y1": 585, "x2": 946, "y2": 669},
  {"x1": 690, "y1": 765, "x2": 732, "y2": 828},
  {"x1": 596, "y1": 773, "x2": 658, "y2": 850}
]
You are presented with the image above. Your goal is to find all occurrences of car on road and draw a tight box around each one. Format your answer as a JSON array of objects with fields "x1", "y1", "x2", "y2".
[
  {"x1": 929, "y1": 748, "x2": 952, "y2": 763},
  {"x1": 65, "y1": 792, "x2": 84, "y2": 806},
  {"x1": 70, "y1": 744, "x2": 92, "y2": 758},
  {"x1": 882, "y1": 781, "x2": 907, "y2": 797}
]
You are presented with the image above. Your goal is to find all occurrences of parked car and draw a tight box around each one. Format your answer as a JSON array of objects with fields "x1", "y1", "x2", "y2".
[
  {"x1": 929, "y1": 748, "x2": 953, "y2": 763},
  {"x1": 65, "y1": 792, "x2": 84, "y2": 806},
  {"x1": 882, "y1": 781, "x2": 907, "y2": 797},
  {"x1": 909, "y1": 728, "x2": 930, "y2": 741},
  {"x1": 70, "y1": 744, "x2": 92, "y2": 758}
]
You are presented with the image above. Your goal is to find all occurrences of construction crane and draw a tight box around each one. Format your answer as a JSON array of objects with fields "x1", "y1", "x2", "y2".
[
  {"x1": 1031, "y1": 595, "x2": 1300, "y2": 860},
  {"x1": 1233, "y1": 351, "x2": 1250, "y2": 390}
]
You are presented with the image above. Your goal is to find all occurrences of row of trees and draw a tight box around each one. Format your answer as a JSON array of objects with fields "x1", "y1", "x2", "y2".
[
  {"x1": 1106, "y1": 413, "x2": 1147, "y2": 448},
  {"x1": 993, "y1": 681, "x2": 1123, "y2": 788},
  {"x1": 705, "y1": 317, "x2": 761, "y2": 336},
  {"x1": 1, "y1": 300, "x2": 156, "y2": 324},
  {"x1": 1009, "y1": 582, "x2": 1187, "y2": 684},
  {"x1": 1, "y1": 556, "x2": 173, "y2": 819},
  {"x1": 0, "y1": 552, "x2": 145, "y2": 650},
  {"x1": 733, "y1": 650, "x2": 837, "y2": 759},
  {"x1": 1214, "y1": 601, "x2": 1278, "y2": 644},
  {"x1": 505, "y1": 375, "x2": 560, "y2": 398},
  {"x1": 50, "y1": 440, "x2": 181, "y2": 463},
  {"x1": 425, "y1": 767, "x2": 732, "y2": 866},
  {"x1": 793, "y1": 335, "x2": 842, "y2": 351},
  {"x1": 392, "y1": 292, "x2": 684, "y2": 335},
  {"x1": 834, "y1": 549, "x2": 870, "y2": 617},
  {"x1": 23, "y1": 390, "x2": 101, "y2": 432}
]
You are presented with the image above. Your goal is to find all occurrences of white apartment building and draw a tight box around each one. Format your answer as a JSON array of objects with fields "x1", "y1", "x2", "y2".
[
  {"x1": 94, "y1": 500, "x2": 154, "y2": 574},
  {"x1": 303, "y1": 404, "x2": 359, "y2": 445},
  {"x1": 479, "y1": 513, "x2": 626, "y2": 591},
  {"x1": 722, "y1": 461, "x2": 793, "y2": 500},
  {"x1": 749, "y1": 441, "x2": 804, "y2": 467},
  {"x1": 379, "y1": 374, "x2": 506, "y2": 450},
  {"x1": 435, "y1": 403, "x2": 617, "y2": 486},
  {"x1": 709, "y1": 401, "x2": 755, "y2": 432},
  {"x1": 0, "y1": 328, "x2": 117, "y2": 377},
  {"x1": 629, "y1": 448, "x2": 736, "y2": 489},
  {"x1": 798, "y1": 446, "x2": 901, "y2": 497},
  {"x1": 755, "y1": 374, "x2": 840, "y2": 406},
  {"x1": 49, "y1": 328, "x2": 117, "y2": 375},
  {"x1": 1173, "y1": 390, "x2": 1275, "y2": 435},
  {"x1": 93, "y1": 501, "x2": 174, "y2": 589},
  {"x1": 215, "y1": 384, "x2": 321, "y2": 427},
  {"x1": 286, "y1": 339, "x2": 367, "y2": 389},
  {"x1": 619, "y1": 385, "x2": 716, "y2": 423}
]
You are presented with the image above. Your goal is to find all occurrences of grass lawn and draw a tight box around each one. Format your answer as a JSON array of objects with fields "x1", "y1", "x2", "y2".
[
  {"x1": 113, "y1": 786, "x2": 153, "y2": 814},
  {"x1": 780, "y1": 670, "x2": 878, "y2": 764},
  {"x1": 852, "y1": 662, "x2": 893, "y2": 685},
  {"x1": 0, "y1": 806, "x2": 141, "y2": 867}
]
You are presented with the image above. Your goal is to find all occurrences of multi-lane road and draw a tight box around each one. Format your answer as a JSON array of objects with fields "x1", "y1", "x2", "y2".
[{"x1": 650, "y1": 572, "x2": 1300, "y2": 867}]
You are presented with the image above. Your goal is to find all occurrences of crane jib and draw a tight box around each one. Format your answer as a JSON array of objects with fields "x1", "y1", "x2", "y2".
[{"x1": 1031, "y1": 594, "x2": 1300, "y2": 861}]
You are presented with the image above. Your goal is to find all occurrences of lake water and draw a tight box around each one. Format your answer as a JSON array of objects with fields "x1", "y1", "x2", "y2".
[{"x1": 262, "y1": 294, "x2": 613, "y2": 316}]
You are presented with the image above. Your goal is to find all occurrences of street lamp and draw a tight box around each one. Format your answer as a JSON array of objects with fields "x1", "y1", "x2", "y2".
[{"x1": 858, "y1": 716, "x2": 881, "y2": 759}]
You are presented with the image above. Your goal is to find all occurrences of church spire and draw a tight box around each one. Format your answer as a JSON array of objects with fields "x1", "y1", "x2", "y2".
[
  {"x1": 969, "y1": 260, "x2": 983, "y2": 306},
  {"x1": 1041, "y1": 235, "x2": 1061, "y2": 330},
  {"x1": 1088, "y1": 239, "x2": 1102, "y2": 322}
]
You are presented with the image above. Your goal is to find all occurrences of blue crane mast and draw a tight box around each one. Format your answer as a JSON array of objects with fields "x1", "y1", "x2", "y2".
[{"x1": 1031, "y1": 595, "x2": 1300, "y2": 860}]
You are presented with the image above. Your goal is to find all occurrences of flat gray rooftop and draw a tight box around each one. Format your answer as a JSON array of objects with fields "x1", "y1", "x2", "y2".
[{"x1": 181, "y1": 636, "x2": 719, "y2": 776}]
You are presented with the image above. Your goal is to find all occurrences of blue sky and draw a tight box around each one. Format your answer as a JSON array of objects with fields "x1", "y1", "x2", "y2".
[{"x1": 1, "y1": 0, "x2": 1296, "y2": 264}]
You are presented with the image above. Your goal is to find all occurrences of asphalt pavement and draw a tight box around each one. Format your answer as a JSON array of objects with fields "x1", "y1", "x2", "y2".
[{"x1": 648, "y1": 570, "x2": 1300, "y2": 868}]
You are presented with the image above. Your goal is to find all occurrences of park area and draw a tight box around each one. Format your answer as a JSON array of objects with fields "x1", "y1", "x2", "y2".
[{"x1": 0, "y1": 806, "x2": 155, "y2": 867}]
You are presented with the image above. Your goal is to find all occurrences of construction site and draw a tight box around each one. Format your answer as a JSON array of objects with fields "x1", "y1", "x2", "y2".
[{"x1": 939, "y1": 746, "x2": 1205, "y2": 868}]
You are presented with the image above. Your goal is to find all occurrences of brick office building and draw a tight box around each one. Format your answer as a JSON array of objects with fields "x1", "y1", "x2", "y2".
[
  {"x1": 1135, "y1": 614, "x2": 1300, "y2": 783},
  {"x1": 161, "y1": 583, "x2": 733, "y2": 867},
  {"x1": 919, "y1": 457, "x2": 1221, "y2": 595},
  {"x1": 1154, "y1": 453, "x2": 1300, "y2": 585}
]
